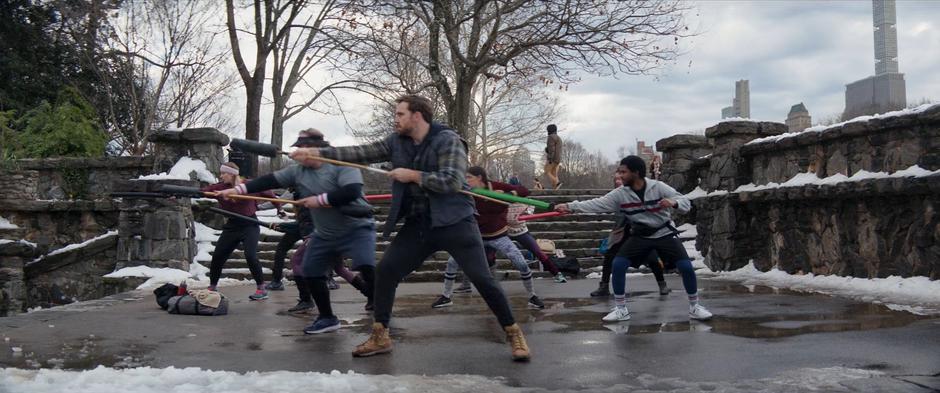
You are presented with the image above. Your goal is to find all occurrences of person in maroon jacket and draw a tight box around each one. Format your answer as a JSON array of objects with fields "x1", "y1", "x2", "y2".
[
  {"x1": 203, "y1": 162, "x2": 282, "y2": 300},
  {"x1": 431, "y1": 166, "x2": 545, "y2": 309}
]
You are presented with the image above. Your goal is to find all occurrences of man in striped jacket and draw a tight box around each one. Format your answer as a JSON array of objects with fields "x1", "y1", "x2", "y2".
[{"x1": 554, "y1": 155, "x2": 713, "y2": 322}]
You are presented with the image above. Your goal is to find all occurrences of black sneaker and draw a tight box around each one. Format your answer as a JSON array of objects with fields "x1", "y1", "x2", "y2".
[
  {"x1": 288, "y1": 300, "x2": 315, "y2": 313},
  {"x1": 264, "y1": 280, "x2": 285, "y2": 291},
  {"x1": 527, "y1": 296, "x2": 545, "y2": 309},
  {"x1": 327, "y1": 277, "x2": 340, "y2": 290},
  {"x1": 453, "y1": 282, "x2": 472, "y2": 294},
  {"x1": 431, "y1": 295, "x2": 452, "y2": 308},
  {"x1": 590, "y1": 284, "x2": 610, "y2": 297}
]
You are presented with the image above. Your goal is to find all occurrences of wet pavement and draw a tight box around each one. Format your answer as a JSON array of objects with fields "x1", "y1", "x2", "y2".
[{"x1": 2, "y1": 275, "x2": 939, "y2": 391}]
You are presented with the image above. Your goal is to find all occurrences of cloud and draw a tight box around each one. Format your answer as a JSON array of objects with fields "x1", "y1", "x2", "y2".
[{"x1": 229, "y1": 1, "x2": 937, "y2": 163}]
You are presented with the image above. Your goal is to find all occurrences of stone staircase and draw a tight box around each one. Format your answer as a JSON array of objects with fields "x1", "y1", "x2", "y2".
[{"x1": 211, "y1": 189, "x2": 691, "y2": 283}]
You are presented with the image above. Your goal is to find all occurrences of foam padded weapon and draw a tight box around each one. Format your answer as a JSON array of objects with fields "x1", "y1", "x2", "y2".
[
  {"x1": 469, "y1": 188, "x2": 552, "y2": 210},
  {"x1": 155, "y1": 184, "x2": 373, "y2": 218},
  {"x1": 517, "y1": 211, "x2": 566, "y2": 221},
  {"x1": 230, "y1": 138, "x2": 509, "y2": 206}
]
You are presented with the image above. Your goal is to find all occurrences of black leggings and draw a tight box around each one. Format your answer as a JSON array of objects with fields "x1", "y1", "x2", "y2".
[
  {"x1": 209, "y1": 221, "x2": 263, "y2": 287},
  {"x1": 272, "y1": 225, "x2": 303, "y2": 282},
  {"x1": 600, "y1": 236, "x2": 665, "y2": 283},
  {"x1": 373, "y1": 217, "x2": 515, "y2": 327}
]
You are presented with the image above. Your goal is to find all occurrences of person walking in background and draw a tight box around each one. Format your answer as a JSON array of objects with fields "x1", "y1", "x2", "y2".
[{"x1": 544, "y1": 124, "x2": 563, "y2": 189}]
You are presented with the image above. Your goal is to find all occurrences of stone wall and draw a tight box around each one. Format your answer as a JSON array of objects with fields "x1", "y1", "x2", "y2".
[
  {"x1": 0, "y1": 241, "x2": 36, "y2": 316},
  {"x1": 0, "y1": 200, "x2": 120, "y2": 252},
  {"x1": 148, "y1": 128, "x2": 229, "y2": 180},
  {"x1": 114, "y1": 179, "x2": 197, "y2": 271},
  {"x1": 0, "y1": 156, "x2": 153, "y2": 200},
  {"x1": 656, "y1": 134, "x2": 711, "y2": 194},
  {"x1": 741, "y1": 105, "x2": 940, "y2": 185},
  {"x1": 701, "y1": 121, "x2": 788, "y2": 191},
  {"x1": 694, "y1": 174, "x2": 940, "y2": 279}
]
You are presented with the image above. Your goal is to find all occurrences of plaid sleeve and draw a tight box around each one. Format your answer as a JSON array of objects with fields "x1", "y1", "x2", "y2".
[
  {"x1": 319, "y1": 137, "x2": 392, "y2": 164},
  {"x1": 419, "y1": 132, "x2": 466, "y2": 194}
]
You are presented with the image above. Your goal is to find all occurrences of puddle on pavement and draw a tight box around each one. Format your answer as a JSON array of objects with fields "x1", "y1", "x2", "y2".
[
  {"x1": 509, "y1": 284, "x2": 931, "y2": 339},
  {"x1": 2, "y1": 335, "x2": 154, "y2": 370}
]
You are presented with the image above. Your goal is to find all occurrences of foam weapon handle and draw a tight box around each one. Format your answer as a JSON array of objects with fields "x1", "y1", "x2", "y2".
[
  {"x1": 518, "y1": 211, "x2": 566, "y2": 221},
  {"x1": 469, "y1": 188, "x2": 552, "y2": 210},
  {"x1": 156, "y1": 184, "x2": 206, "y2": 197},
  {"x1": 229, "y1": 138, "x2": 284, "y2": 157},
  {"x1": 206, "y1": 206, "x2": 283, "y2": 231}
]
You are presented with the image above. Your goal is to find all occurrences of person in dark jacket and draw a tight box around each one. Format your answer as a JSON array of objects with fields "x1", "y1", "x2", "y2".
[
  {"x1": 544, "y1": 124, "x2": 563, "y2": 189},
  {"x1": 202, "y1": 162, "x2": 282, "y2": 300},
  {"x1": 289, "y1": 94, "x2": 530, "y2": 361}
]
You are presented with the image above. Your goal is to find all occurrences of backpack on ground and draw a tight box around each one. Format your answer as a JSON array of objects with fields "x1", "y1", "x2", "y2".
[
  {"x1": 167, "y1": 290, "x2": 229, "y2": 316},
  {"x1": 551, "y1": 256, "x2": 580, "y2": 276},
  {"x1": 153, "y1": 283, "x2": 179, "y2": 310}
]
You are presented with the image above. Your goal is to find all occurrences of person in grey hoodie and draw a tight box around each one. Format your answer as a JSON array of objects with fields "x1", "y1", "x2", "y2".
[{"x1": 554, "y1": 155, "x2": 713, "y2": 322}]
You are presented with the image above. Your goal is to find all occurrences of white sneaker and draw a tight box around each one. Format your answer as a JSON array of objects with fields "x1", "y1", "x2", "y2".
[
  {"x1": 602, "y1": 307, "x2": 631, "y2": 322},
  {"x1": 689, "y1": 304, "x2": 713, "y2": 320}
]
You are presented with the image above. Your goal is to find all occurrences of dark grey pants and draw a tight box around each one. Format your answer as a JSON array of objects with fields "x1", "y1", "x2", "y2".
[{"x1": 373, "y1": 216, "x2": 515, "y2": 327}]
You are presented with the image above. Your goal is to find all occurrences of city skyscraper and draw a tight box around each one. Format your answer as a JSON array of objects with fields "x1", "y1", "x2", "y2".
[
  {"x1": 844, "y1": 0, "x2": 906, "y2": 120},
  {"x1": 720, "y1": 79, "x2": 750, "y2": 119}
]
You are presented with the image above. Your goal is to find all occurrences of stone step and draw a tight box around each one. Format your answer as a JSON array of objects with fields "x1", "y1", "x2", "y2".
[
  {"x1": 219, "y1": 246, "x2": 602, "y2": 262},
  {"x1": 218, "y1": 269, "x2": 576, "y2": 283},
  {"x1": 218, "y1": 256, "x2": 604, "y2": 272}
]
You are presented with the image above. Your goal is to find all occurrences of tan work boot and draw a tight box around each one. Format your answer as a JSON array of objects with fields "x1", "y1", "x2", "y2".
[
  {"x1": 504, "y1": 323, "x2": 530, "y2": 361},
  {"x1": 352, "y1": 322, "x2": 392, "y2": 357}
]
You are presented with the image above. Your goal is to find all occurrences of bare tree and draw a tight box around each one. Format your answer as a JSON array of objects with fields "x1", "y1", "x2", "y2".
[
  {"x1": 556, "y1": 140, "x2": 616, "y2": 188},
  {"x1": 225, "y1": 0, "x2": 305, "y2": 172},
  {"x1": 100, "y1": 0, "x2": 237, "y2": 155},
  {"x1": 267, "y1": 0, "x2": 371, "y2": 169},
  {"x1": 350, "y1": 0, "x2": 692, "y2": 146}
]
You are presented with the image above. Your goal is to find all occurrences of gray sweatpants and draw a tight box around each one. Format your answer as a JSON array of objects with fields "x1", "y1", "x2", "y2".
[{"x1": 443, "y1": 235, "x2": 535, "y2": 298}]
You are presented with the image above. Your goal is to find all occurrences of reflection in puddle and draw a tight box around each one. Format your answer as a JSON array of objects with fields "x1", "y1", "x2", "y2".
[{"x1": 528, "y1": 284, "x2": 932, "y2": 339}]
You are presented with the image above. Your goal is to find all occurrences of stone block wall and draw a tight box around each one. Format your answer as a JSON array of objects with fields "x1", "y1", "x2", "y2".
[
  {"x1": 694, "y1": 174, "x2": 940, "y2": 279},
  {"x1": 148, "y1": 128, "x2": 229, "y2": 180},
  {"x1": 0, "y1": 157, "x2": 153, "y2": 200},
  {"x1": 0, "y1": 200, "x2": 120, "y2": 252},
  {"x1": 740, "y1": 105, "x2": 940, "y2": 185},
  {"x1": 0, "y1": 241, "x2": 36, "y2": 316},
  {"x1": 114, "y1": 179, "x2": 197, "y2": 271},
  {"x1": 656, "y1": 134, "x2": 711, "y2": 193},
  {"x1": 702, "y1": 121, "x2": 788, "y2": 191}
]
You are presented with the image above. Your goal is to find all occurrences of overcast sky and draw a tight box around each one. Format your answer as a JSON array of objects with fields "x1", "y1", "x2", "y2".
[{"x1": 261, "y1": 0, "x2": 940, "y2": 161}]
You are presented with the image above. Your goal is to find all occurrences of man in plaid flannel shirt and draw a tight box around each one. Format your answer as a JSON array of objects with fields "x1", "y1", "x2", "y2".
[{"x1": 290, "y1": 95, "x2": 531, "y2": 362}]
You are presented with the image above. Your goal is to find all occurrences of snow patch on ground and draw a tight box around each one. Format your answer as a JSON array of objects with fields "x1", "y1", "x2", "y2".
[
  {"x1": 0, "y1": 215, "x2": 19, "y2": 229},
  {"x1": 708, "y1": 262, "x2": 940, "y2": 314},
  {"x1": 137, "y1": 157, "x2": 218, "y2": 183},
  {"x1": 683, "y1": 187, "x2": 729, "y2": 200},
  {"x1": 0, "y1": 365, "x2": 889, "y2": 393}
]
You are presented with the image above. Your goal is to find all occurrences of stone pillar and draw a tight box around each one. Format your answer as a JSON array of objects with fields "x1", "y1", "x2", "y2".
[
  {"x1": 703, "y1": 121, "x2": 787, "y2": 191},
  {"x1": 114, "y1": 179, "x2": 197, "y2": 271},
  {"x1": 0, "y1": 240, "x2": 36, "y2": 316},
  {"x1": 656, "y1": 134, "x2": 711, "y2": 194},
  {"x1": 147, "y1": 128, "x2": 230, "y2": 181}
]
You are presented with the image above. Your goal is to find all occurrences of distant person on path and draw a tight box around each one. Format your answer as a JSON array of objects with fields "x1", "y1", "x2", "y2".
[
  {"x1": 508, "y1": 173, "x2": 520, "y2": 186},
  {"x1": 533, "y1": 178, "x2": 544, "y2": 190},
  {"x1": 555, "y1": 156, "x2": 712, "y2": 322},
  {"x1": 202, "y1": 162, "x2": 282, "y2": 300},
  {"x1": 544, "y1": 124, "x2": 563, "y2": 189},
  {"x1": 649, "y1": 155, "x2": 663, "y2": 180}
]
